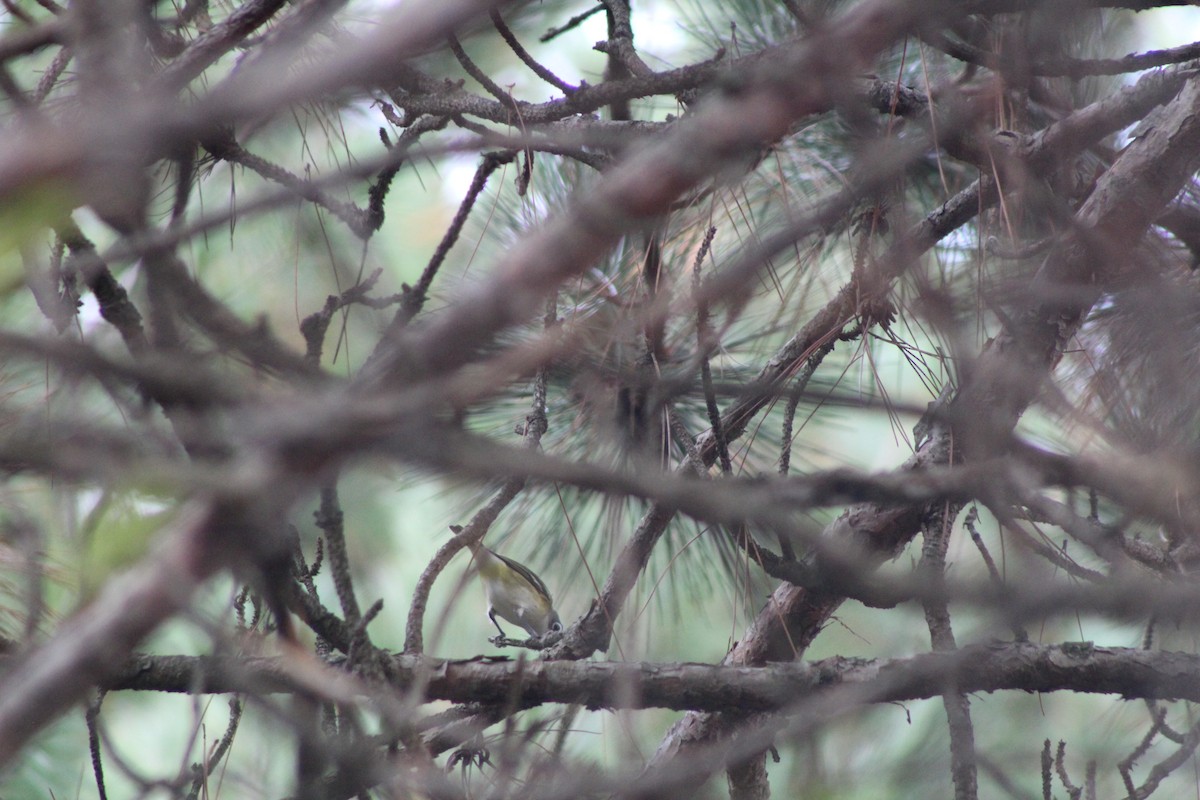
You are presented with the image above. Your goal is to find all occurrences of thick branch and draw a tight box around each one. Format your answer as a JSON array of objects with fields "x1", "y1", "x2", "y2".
[{"x1": 101, "y1": 642, "x2": 1200, "y2": 711}]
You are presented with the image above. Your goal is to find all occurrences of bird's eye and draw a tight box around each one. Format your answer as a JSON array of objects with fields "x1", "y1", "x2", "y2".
[{"x1": 550, "y1": 620, "x2": 563, "y2": 633}]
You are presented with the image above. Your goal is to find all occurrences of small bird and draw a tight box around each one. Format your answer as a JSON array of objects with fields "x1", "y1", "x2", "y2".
[{"x1": 467, "y1": 540, "x2": 563, "y2": 640}]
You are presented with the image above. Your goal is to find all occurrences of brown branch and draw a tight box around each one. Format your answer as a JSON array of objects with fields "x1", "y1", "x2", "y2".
[
  {"x1": 299, "y1": 268, "x2": 389, "y2": 367},
  {"x1": 157, "y1": 0, "x2": 290, "y2": 91},
  {"x1": 186, "y1": 696, "x2": 242, "y2": 796},
  {"x1": 447, "y1": 33, "x2": 520, "y2": 114},
  {"x1": 920, "y1": 502, "x2": 979, "y2": 800},
  {"x1": 58, "y1": 221, "x2": 148, "y2": 353},
  {"x1": 98, "y1": 642, "x2": 1200, "y2": 711},
  {"x1": 692, "y1": 226, "x2": 730, "y2": 474},
  {"x1": 316, "y1": 484, "x2": 360, "y2": 625},
  {"x1": 0, "y1": 17, "x2": 64, "y2": 62},
  {"x1": 286, "y1": 576, "x2": 355, "y2": 655},
  {"x1": 1130, "y1": 717, "x2": 1200, "y2": 799},
  {"x1": 596, "y1": 0, "x2": 654, "y2": 80},
  {"x1": 143, "y1": 249, "x2": 317, "y2": 377},
  {"x1": 200, "y1": 128, "x2": 375, "y2": 239},
  {"x1": 928, "y1": 30, "x2": 1200, "y2": 78},
  {"x1": 390, "y1": 150, "x2": 516, "y2": 329},
  {"x1": 540, "y1": 4, "x2": 604, "y2": 43},
  {"x1": 86, "y1": 693, "x2": 108, "y2": 800},
  {"x1": 490, "y1": 9, "x2": 577, "y2": 95}
]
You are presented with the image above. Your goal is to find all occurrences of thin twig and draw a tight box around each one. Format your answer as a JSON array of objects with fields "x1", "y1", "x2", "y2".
[
  {"x1": 391, "y1": 150, "x2": 516, "y2": 328},
  {"x1": 1056, "y1": 741, "x2": 1083, "y2": 800},
  {"x1": 692, "y1": 226, "x2": 730, "y2": 475},
  {"x1": 540, "y1": 4, "x2": 604, "y2": 43},
  {"x1": 919, "y1": 500, "x2": 979, "y2": 800},
  {"x1": 201, "y1": 128, "x2": 374, "y2": 238},
  {"x1": 316, "y1": 484, "x2": 361, "y2": 625},
  {"x1": 448, "y1": 33, "x2": 520, "y2": 114},
  {"x1": 490, "y1": 9, "x2": 577, "y2": 94},
  {"x1": 185, "y1": 697, "x2": 242, "y2": 800},
  {"x1": 963, "y1": 505, "x2": 1027, "y2": 641},
  {"x1": 86, "y1": 692, "x2": 109, "y2": 800},
  {"x1": 928, "y1": 30, "x2": 1200, "y2": 78},
  {"x1": 1041, "y1": 740, "x2": 1053, "y2": 800},
  {"x1": 1130, "y1": 716, "x2": 1200, "y2": 799}
]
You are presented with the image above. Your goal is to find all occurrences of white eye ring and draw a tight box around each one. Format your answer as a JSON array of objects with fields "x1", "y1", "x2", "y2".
[{"x1": 549, "y1": 620, "x2": 563, "y2": 633}]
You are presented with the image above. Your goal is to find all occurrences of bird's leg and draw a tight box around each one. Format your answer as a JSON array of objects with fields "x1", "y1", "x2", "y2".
[{"x1": 488, "y1": 609, "x2": 508, "y2": 639}]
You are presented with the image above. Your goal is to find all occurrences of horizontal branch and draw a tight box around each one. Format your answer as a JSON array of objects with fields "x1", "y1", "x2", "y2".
[{"x1": 102, "y1": 642, "x2": 1200, "y2": 712}]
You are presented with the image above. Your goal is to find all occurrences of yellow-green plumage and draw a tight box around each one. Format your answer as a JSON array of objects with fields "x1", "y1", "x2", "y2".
[{"x1": 469, "y1": 542, "x2": 562, "y2": 638}]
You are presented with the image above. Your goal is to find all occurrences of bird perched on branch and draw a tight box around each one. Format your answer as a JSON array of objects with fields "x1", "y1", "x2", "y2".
[{"x1": 467, "y1": 539, "x2": 563, "y2": 640}]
